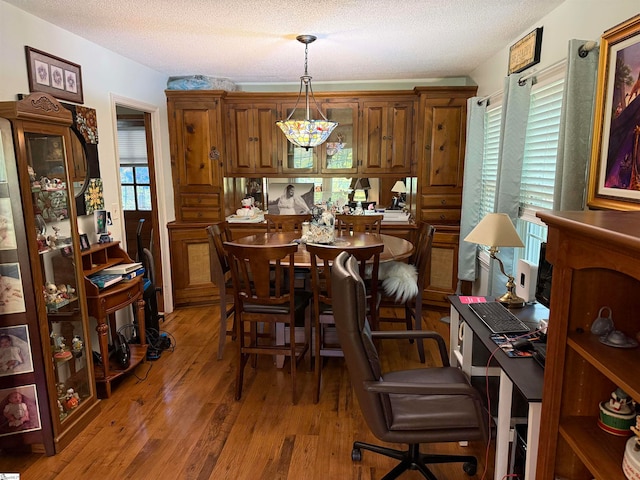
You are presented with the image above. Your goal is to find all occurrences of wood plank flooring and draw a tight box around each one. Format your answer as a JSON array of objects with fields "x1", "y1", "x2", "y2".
[{"x1": 0, "y1": 305, "x2": 496, "y2": 479}]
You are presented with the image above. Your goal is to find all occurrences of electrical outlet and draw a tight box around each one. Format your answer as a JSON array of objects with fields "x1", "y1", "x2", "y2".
[{"x1": 111, "y1": 203, "x2": 120, "y2": 221}]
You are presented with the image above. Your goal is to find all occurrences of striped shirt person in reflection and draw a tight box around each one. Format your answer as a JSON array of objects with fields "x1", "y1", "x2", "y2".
[{"x1": 277, "y1": 184, "x2": 310, "y2": 215}]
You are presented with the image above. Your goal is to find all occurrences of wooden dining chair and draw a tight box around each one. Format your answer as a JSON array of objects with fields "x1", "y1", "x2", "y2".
[
  {"x1": 264, "y1": 213, "x2": 312, "y2": 233},
  {"x1": 224, "y1": 241, "x2": 311, "y2": 404},
  {"x1": 335, "y1": 214, "x2": 383, "y2": 234},
  {"x1": 378, "y1": 222, "x2": 435, "y2": 363},
  {"x1": 307, "y1": 242, "x2": 384, "y2": 403},
  {"x1": 206, "y1": 222, "x2": 236, "y2": 360}
]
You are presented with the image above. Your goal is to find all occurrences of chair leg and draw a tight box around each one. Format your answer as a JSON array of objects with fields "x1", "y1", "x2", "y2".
[
  {"x1": 352, "y1": 441, "x2": 477, "y2": 480},
  {"x1": 289, "y1": 320, "x2": 297, "y2": 405},
  {"x1": 217, "y1": 298, "x2": 229, "y2": 360},
  {"x1": 235, "y1": 318, "x2": 245, "y2": 401},
  {"x1": 408, "y1": 305, "x2": 426, "y2": 364},
  {"x1": 314, "y1": 315, "x2": 321, "y2": 404}
]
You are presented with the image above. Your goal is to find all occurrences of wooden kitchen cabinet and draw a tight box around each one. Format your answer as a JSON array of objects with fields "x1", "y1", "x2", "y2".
[
  {"x1": 225, "y1": 101, "x2": 279, "y2": 175},
  {"x1": 414, "y1": 87, "x2": 476, "y2": 305},
  {"x1": 360, "y1": 98, "x2": 414, "y2": 175},
  {"x1": 167, "y1": 222, "x2": 215, "y2": 307},
  {"x1": 166, "y1": 90, "x2": 225, "y2": 223}
]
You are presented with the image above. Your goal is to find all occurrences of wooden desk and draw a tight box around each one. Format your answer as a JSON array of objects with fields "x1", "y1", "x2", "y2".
[
  {"x1": 226, "y1": 231, "x2": 414, "y2": 266},
  {"x1": 448, "y1": 296, "x2": 547, "y2": 480},
  {"x1": 81, "y1": 242, "x2": 147, "y2": 398}
]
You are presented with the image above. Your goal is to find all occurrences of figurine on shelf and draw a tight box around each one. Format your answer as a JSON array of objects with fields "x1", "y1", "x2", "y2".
[
  {"x1": 598, "y1": 387, "x2": 637, "y2": 436},
  {"x1": 623, "y1": 415, "x2": 640, "y2": 478},
  {"x1": 44, "y1": 283, "x2": 58, "y2": 304},
  {"x1": 71, "y1": 335, "x2": 83, "y2": 358},
  {"x1": 3, "y1": 391, "x2": 29, "y2": 427},
  {"x1": 63, "y1": 388, "x2": 80, "y2": 410},
  {"x1": 46, "y1": 225, "x2": 60, "y2": 248}
]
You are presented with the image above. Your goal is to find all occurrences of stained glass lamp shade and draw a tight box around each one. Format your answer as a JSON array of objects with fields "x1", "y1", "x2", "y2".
[{"x1": 276, "y1": 35, "x2": 338, "y2": 150}]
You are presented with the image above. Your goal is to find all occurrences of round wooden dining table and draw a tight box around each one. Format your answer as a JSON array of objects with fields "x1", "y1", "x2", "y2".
[{"x1": 226, "y1": 231, "x2": 414, "y2": 266}]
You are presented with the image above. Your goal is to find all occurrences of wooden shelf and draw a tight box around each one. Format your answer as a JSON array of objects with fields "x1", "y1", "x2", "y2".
[
  {"x1": 82, "y1": 241, "x2": 146, "y2": 398},
  {"x1": 94, "y1": 344, "x2": 148, "y2": 383},
  {"x1": 560, "y1": 416, "x2": 627, "y2": 480},
  {"x1": 568, "y1": 333, "x2": 640, "y2": 401}
]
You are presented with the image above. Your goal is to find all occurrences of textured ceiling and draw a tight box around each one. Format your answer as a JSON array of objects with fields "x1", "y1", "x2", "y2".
[{"x1": 6, "y1": 0, "x2": 565, "y2": 84}]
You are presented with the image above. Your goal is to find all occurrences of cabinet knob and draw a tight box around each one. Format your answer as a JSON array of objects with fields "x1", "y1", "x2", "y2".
[
  {"x1": 440, "y1": 214, "x2": 446, "y2": 220},
  {"x1": 387, "y1": 135, "x2": 392, "y2": 141},
  {"x1": 439, "y1": 145, "x2": 445, "y2": 151},
  {"x1": 437, "y1": 124, "x2": 444, "y2": 130},
  {"x1": 209, "y1": 147, "x2": 220, "y2": 161},
  {"x1": 425, "y1": 145, "x2": 431, "y2": 151},
  {"x1": 441, "y1": 199, "x2": 447, "y2": 205}
]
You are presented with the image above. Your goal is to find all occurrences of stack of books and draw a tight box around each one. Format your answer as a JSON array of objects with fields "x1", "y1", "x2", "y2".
[
  {"x1": 101, "y1": 262, "x2": 145, "y2": 280},
  {"x1": 88, "y1": 273, "x2": 124, "y2": 289}
]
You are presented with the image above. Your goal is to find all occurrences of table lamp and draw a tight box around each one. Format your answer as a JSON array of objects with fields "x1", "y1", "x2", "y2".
[
  {"x1": 390, "y1": 180, "x2": 407, "y2": 209},
  {"x1": 464, "y1": 213, "x2": 526, "y2": 308}
]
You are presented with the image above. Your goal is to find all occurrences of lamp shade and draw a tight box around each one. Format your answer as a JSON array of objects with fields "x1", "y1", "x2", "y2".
[
  {"x1": 349, "y1": 178, "x2": 371, "y2": 190},
  {"x1": 464, "y1": 213, "x2": 524, "y2": 248},
  {"x1": 352, "y1": 189, "x2": 367, "y2": 202},
  {"x1": 276, "y1": 119, "x2": 337, "y2": 149},
  {"x1": 391, "y1": 180, "x2": 407, "y2": 193}
]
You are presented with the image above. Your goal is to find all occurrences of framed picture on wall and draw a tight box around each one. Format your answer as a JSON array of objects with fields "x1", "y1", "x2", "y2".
[
  {"x1": 0, "y1": 325, "x2": 34, "y2": 377},
  {"x1": 25, "y1": 47, "x2": 84, "y2": 104},
  {"x1": 0, "y1": 384, "x2": 42, "y2": 437},
  {"x1": 587, "y1": 14, "x2": 640, "y2": 210}
]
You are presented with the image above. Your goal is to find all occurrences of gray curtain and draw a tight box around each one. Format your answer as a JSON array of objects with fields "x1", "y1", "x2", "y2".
[
  {"x1": 458, "y1": 97, "x2": 486, "y2": 282},
  {"x1": 553, "y1": 39, "x2": 600, "y2": 211},
  {"x1": 490, "y1": 74, "x2": 532, "y2": 296}
]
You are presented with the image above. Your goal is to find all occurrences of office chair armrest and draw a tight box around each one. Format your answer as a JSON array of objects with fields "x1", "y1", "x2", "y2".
[
  {"x1": 363, "y1": 381, "x2": 478, "y2": 397},
  {"x1": 370, "y1": 330, "x2": 449, "y2": 365}
]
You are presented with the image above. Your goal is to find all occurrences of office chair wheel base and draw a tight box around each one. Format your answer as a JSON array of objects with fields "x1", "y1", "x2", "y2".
[
  {"x1": 351, "y1": 448, "x2": 362, "y2": 462},
  {"x1": 462, "y1": 461, "x2": 477, "y2": 476}
]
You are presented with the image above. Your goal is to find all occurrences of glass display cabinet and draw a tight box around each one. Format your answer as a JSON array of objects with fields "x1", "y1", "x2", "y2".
[{"x1": 0, "y1": 93, "x2": 100, "y2": 453}]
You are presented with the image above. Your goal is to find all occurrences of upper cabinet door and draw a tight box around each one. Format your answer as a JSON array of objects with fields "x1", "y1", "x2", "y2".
[
  {"x1": 226, "y1": 102, "x2": 278, "y2": 175},
  {"x1": 360, "y1": 100, "x2": 413, "y2": 175},
  {"x1": 169, "y1": 98, "x2": 224, "y2": 193},
  {"x1": 419, "y1": 96, "x2": 468, "y2": 192},
  {"x1": 319, "y1": 101, "x2": 358, "y2": 175},
  {"x1": 166, "y1": 92, "x2": 225, "y2": 223}
]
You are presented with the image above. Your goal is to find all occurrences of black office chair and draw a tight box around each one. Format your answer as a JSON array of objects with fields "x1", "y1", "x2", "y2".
[
  {"x1": 136, "y1": 219, "x2": 163, "y2": 333},
  {"x1": 331, "y1": 251, "x2": 488, "y2": 480}
]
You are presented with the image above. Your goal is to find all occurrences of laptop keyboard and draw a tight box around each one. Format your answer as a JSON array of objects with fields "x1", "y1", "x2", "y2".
[{"x1": 468, "y1": 301, "x2": 531, "y2": 334}]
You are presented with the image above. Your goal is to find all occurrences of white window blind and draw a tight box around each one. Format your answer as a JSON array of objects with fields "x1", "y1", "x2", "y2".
[
  {"x1": 520, "y1": 78, "x2": 564, "y2": 211},
  {"x1": 117, "y1": 127, "x2": 148, "y2": 164},
  {"x1": 479, "y1": 104, "x2": 502, "y2": 220}
]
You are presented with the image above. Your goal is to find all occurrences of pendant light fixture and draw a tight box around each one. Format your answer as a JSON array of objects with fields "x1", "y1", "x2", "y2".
[{"x1": 276, "y1": 35, "x2": 338, "y2": 150}]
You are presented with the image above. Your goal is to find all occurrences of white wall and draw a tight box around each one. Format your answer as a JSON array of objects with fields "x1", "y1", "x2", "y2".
[
  {"x1": 471, "y1": 0, "x2": 639, "y2": 95},
  {"x1": 0, "y1": 1, "x2": 175, "y2": 312}
]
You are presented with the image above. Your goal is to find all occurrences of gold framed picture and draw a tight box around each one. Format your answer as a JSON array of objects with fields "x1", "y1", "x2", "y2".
[{"x1": 587, "y1": 14, "x2": 640, "y2": 210}]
